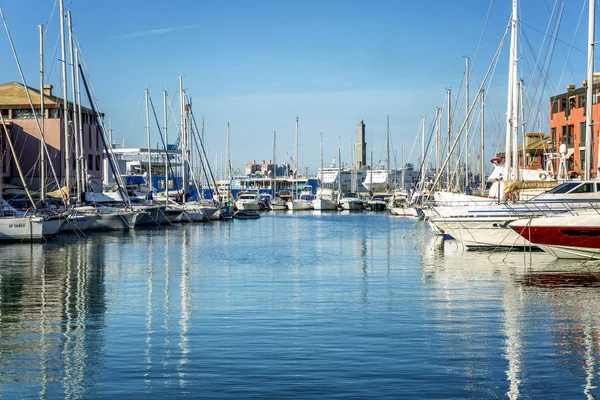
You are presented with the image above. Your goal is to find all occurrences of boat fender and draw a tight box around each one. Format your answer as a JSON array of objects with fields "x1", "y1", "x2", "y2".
[{"x1": 539, "y1": 173, "x2": 548, "y2": 181}]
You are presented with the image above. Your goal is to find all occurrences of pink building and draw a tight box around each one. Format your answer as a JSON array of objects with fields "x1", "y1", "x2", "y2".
[{"x1": 0, "y1": 81, "x2": 104, "y2": 195}]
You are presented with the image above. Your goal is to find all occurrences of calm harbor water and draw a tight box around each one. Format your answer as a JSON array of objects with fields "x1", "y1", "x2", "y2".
[{"x1": 0, "y1": 211, "x2": 599, "y2": 399}]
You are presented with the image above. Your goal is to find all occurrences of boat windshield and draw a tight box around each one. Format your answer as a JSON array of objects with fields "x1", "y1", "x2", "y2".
[{"x1": 546, "y1": 182, "x2": 582, "y2": 194}]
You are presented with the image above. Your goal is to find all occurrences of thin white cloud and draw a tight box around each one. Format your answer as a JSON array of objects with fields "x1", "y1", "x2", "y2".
[{"x1": 114, "y1": 24, "x2": 197, "y2": 38}]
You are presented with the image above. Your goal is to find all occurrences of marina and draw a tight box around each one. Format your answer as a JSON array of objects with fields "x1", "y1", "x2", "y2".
[
  {"x1": 3, "y1": 0, "x2": 600, "y2": 397},
  {"x1": 0, "y1": 212, "x2": 599, "y2": 398}
]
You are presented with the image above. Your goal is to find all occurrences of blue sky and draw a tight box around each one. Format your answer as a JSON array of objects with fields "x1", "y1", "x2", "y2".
[{"x1": 0, "y1": 0, "x2": 593, "y2": 175}]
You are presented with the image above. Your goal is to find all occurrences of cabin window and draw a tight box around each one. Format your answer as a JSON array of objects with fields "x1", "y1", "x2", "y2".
[
  {"x1": 562, "y1": 229, "x2": 600, "y2": 237},
  {"x1": 571, "y1": 183, "x2": 595, "y2": 193},
  {"x1": 547, "y1": 182, "x2": 580, "y2": 194}
]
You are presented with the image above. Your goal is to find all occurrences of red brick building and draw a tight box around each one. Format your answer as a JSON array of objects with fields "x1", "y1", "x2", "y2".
[{"x1": 549, "y1": 78, "x2": 600, "y2": 178}]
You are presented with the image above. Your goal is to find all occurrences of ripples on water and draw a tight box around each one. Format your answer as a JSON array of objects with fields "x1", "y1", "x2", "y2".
[{"x1": 0, "y1": 212, "x2": 599, "y2": 398}]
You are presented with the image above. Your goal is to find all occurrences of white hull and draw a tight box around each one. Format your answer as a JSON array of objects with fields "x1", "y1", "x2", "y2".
[
  {"x1": 42, "y1": 216, "x2": 67, "y2": 236},
  {"x1": 388, "y1": 207, "x2": 419, "y2": 217},
  {"x1": 85, "y1": 211, "x2": 137, "y2": 231},
  {"x1": 236, "y1": 200, "x2": 263, "y2": 211},
  {"x1": 431, "y1": 217, "x2": 534, "y2": 249},
  {"x1": 340, "y1": 199, "x2": 363, "y2": 211},
  {"x1": 0, "y1": 216, "x2": 45, "y2": 242},
  {"x1": 269, "y1": 201, "x2": 288, "y2": 211},
  {"x1": 538, "y1": 244, "x2": 600, "y2": 260},
  {"x1": 60, "y1": 214, "x2": 99, "y2": 233},
  {"x1": 311, "y1": 198, "x2": 337, "y2": 210},
  {"x1": 287, "y1": 200, "x2": 313, "y2": 210},
  {"x1": 133, "y1": 205, "x2": 168, "y2": 226}
]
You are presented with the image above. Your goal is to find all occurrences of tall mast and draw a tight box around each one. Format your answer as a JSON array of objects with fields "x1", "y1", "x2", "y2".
[
  {"x1": 294, "y1": 116, "x2": 299, "y2": 199},
  {"x1": 59, "y1": 0, "x2": 70, "y2": 199},
  {"x1": 319, "y1": 132, "x2": 323, "y2": 181},
  {"x1": 226, "y1": 122, "x2": 231, "y2": 181},
  {"x1": 587, "y1": 0, "x2": 595, "y2": 179},
  {"x1": 337, "y1": 137, "x2": 341, "y2": 194},
  {"x1": 480, "y1": 89, "x2": 485, "y2": 195},
  {"x1": 179, "y1": 76, "x2": 188, "y2": 199},
  {"x1": 145, "y1": 88, "x2": 152, "y2": 197},
  {"x1": 163, "y1": 90, "x2": 169, "y2": 204},
  {"x1": 446, "y1": 88, "x2": 452, "y2": 190},
  {"x1": 519, "y1": 80, "x2": 526, "y2": 173},
  {"x1": 39, "y1": 24, "x2": 45, "y2": 202},
  {"x1": 421, "y1": 115, "x2": 426, "y2": 189},
  {"x1": 68, "y1": 11, "x2": 81, "y2": 200},
  {"x1": 74, "y1": 48, "x2": 85, "y2": 194},
  {"x1": 273, "y1": 130, "x2": 277, "y2": 195},
  {"x1": 435, "y1": 107, "x2": 441, "y2": 176},
  {"x1": 386, "y1": 115, "x2": 390, "y2": 171},
  {"x1": 465, "y1": 56, "x2": 470, "y2": 189},
  {"x1": 505, "y1": 0, "x2": 519, "y2": 182}
]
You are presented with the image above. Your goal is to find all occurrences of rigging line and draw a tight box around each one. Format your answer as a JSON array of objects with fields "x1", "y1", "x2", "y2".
[
  {"x1": 470, "y1": 0, "x2": 495, "y2": 72},
  {"x1": 44, "y1": 0, "x2": 59, "y2": 35},
  {"x1": 430, "y1": 22, "x2": 509, "y2": 195},
  {"x1": 546, "y1": 0, "x2": 585, "y2": 102},
  {"x1": 518, "y1": 0, "x2": 564, "y2": 122}
]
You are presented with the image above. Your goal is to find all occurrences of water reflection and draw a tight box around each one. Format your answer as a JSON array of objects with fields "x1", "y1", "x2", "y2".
[
  {"x1": 0, "y1": 236, "x2": 106, "y2": 399},
  {"x1": 422, "y1": 230, "x2": 600, "y2": 399}
]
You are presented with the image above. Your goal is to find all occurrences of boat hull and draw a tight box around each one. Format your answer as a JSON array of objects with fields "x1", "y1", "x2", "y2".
[
  {"x1": 311, "y1": 198, "x2": 337, "y2": 210},
  {"x1": 432, "y1": 217, "x2": 535, "y2": 249},
  {"x1": 287, "y1": 200, "x2": 313, "y2": 211},
  {"x1": 0, "y1": 216, "x2": 45, "y2": 242}
]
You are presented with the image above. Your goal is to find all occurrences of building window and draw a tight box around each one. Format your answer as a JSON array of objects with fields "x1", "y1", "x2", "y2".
[
  {"x1": 95, "y1": 154, "x2": 100, "y2": 171},
  {"x1": 579, "y1": 94, "x2": 586, "y2": 109},
  {"x1": 569, "y1": 96, "x2": 576, "y2": 110},
  {"x1": 12, "y1": 109, "x2": 36, "y2": 119},
  {"x1": 560, "y1": 98, "x2": 567, "y2": 111},
  {"x1": 89, "y1": 127, "x2": 92, "y2": 149},
  {"x1": 551, "y1": 127, "x2": 556, "y2": 143},
  {"x1": 568, "y1": 124, "x2": 575, "y2": 145},
  {"x1": 88, "y1": 154, "x2": 93, "y2": 170},
  {"x1": 581, "y1": 122, "x2": 587, "y2": 143},
  {"x1": 48, "y1": 108, "x2": 60, "y2": 118},
  {"x1": 551, "y1": 101, "x2": 558, "y2": 114},
  {"x1": 1, "y1": 109, "x2": 8, "y2": 117}
]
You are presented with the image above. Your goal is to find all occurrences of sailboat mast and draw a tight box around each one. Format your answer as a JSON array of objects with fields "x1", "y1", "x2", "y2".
[
  {"x1": 163, "y1": 90, "x2": 169, "y2": 204},
  {"x1": 59, "y1": 0, "x2": 70, "y2": 199},
  {"x1": 337, "y1": 137, "x2": 341, "y2": 194},
  {"x1": 480, "y1": 88, "x2": 485, "y2": 195},
  {"x1": 421, "y1": 115, "x2": 426, "y2": 189},
  {"x1": 180, "y1": 77, "x2": 188, "y2": 199},
  {"x1": 68, "y1": 11, "x2": 81, "y2": 201},
  {"x1": 294, "y1": 116, "x2": 299, "y2": 199},
  {"x1": 319, "y1": 132, "x2": 323, "y2": 181},
  {"x1": 39, "y1": 24, "x2": 45, "y2": 202},
  {"x1": 446, "y1": 88, "x2": 452, "y2": 190},
  {"x1": 435, "y1": 107, "x2": 440, "y2": 177},
  {"x1": 226, "y1": 122, "x2": 231, "y2": 182},
  {"x1": 386, "y1": 115, "x2": 390, "y2": 171},
  {"x1": 587, "y1": 0, "x2": 595, "y2": 179},
  {"x1": 505, "y1": 0, "x2": 519, "y2": 182},
  {"x1": 74, "y1": 48, "x2": 85, "y2": 194},
  {"x1": 273, "y1": 130, "x2": 277, "y2": 195},
  {"x1": 465, "y1": 56, "x2": 470, "y2": 189},
  {"x1": 145, "y1": 88, "x2": 152, "y2": 197}
]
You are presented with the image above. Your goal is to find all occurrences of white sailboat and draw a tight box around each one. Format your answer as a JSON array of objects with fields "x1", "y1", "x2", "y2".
[
  {"x1": 312, "y1": 133, "x2": 337, "y2": 210},
  {"x1": 287, "y1": 117, "x2": 313, "y2": 211}
]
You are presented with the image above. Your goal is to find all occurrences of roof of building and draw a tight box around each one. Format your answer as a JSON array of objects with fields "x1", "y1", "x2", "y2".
[
  {"x1": 0, "y1": 82, "x2": 59, "y2": 107},
  {"x1": 0, "y1": 81, "x2": 94, "y2": 114}
]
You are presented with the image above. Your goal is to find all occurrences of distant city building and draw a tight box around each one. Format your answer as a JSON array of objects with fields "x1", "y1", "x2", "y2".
[{"x1": 244, "y1": 159, "x2": 289, "y2": 177}]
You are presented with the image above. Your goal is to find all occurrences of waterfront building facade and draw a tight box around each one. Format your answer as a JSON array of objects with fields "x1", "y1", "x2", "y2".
[
  {"x1": 0, "y1": 81, "x2": 104, "y2": 192},
  {"x1": 550, "y1": 76, "x2": 600, "y2": 178}
]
